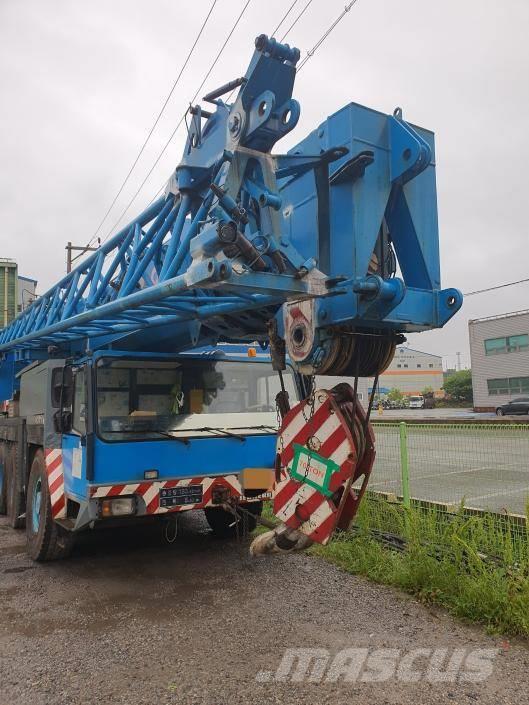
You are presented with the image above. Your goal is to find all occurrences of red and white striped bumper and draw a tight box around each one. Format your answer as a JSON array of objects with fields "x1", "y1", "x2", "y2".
[{"x1": 89, "y1": 475, "x2": 266, "y2": 515}]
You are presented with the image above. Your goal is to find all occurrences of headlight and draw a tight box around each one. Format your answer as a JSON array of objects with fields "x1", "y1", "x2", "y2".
[{"x1": 100, "y1": 497, "x2": 136, "y2": 518}]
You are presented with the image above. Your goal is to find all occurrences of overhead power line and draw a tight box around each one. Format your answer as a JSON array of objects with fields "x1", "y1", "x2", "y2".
[
  {"x1": 118, "y1": 0, "x2": 317, "y2": 224},
  {"x1": 297, "y1": 0, "x2": 359, "y2": 72},
  {"x1": 464, "y1": 277, "x2": 529, "y2": 297},
  {"x1": 100, "y1": 0, "x2": 253, "y2": 245},
  {"x1": 106, "y1": 0, "x2": 325, "y2": 245},
  {"x1": 85, "y1": 0, "x2": 218, "y2": 251},
  {"x1": 279, "y1": 0, "x2": 314, "y2": 42},
  {"x1": 142, "y1": 0, "x2": 319, "y2": 219},
  {"x1": 271, "y1": 0, "x2": 299, "y2": 39}
]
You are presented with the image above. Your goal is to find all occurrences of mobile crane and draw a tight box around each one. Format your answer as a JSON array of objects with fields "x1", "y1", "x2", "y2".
[{"x1": 0, "y1": 34, "x2": 461, "y2": 560}]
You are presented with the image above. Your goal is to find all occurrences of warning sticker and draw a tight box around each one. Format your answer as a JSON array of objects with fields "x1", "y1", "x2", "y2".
[{"x1": 289, "y1": 444, "x2": 340, "y2": 497}]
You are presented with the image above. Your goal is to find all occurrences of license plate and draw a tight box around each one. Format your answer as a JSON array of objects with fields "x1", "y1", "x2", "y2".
[{"x1": 159, "y1": 485, "x2": 203, "y2": 507}]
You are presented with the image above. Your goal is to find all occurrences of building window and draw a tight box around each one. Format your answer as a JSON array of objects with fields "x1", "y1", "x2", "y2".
[
  {"x1": 417, "y1": 364, "x2": 421, "y2": 368},
  {"x1": 397, "y1": 364, "x2": 401, "y2": 368},
  {"x1": 403, "y1": 364, "x2": 408, "y2": 368},
  {"x1": 487, "y1": 377, "x2": 529, "y2": 396},
  {"x1": 484, "y1": 334, "x2": 529, "y2": 356},
  {"x1": 429, "y1": 363, "x2": 434, "y2": 368}
]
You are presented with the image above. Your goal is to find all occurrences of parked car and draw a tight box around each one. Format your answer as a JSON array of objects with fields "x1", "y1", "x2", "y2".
[
  {"x1": 408, "y1": 395, "x2": 425, "y2": 409},
  {"x1": 496, "y1": 397, "x2": 529, "y2": 416}
]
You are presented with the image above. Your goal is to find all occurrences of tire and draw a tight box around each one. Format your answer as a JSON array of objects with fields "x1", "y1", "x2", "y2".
[
  {"x1": 26, "y1": 449, "x2": 75, "y2": 561},
  {"x1": 496, "y1": 408, "x2": 504, "y2": 417},
  {"x1": 205, "y1": 501, "x2": 263, "y2": 538},
  {"x1": 6, "y1": 445, "x2": 25, "y2": 529},
  {"x1": 0, "y1": 443, "x2": 7, "y2": 515}
]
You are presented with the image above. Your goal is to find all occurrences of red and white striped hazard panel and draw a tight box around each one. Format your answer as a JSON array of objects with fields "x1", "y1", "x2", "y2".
[
  {"x1": 90, "y1": 474, "x2": 262, "y2": 515},
  {"x1": 273, "y1": 389, "x2": 375, "y2": 545},
  {"x1": 45, "y1": 448, "x2": 67, "y2": 520}
]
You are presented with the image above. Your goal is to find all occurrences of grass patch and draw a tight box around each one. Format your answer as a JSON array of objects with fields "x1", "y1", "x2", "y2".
[{"x1": 310, "y1": 497, "x2": 529, "y2": 637}]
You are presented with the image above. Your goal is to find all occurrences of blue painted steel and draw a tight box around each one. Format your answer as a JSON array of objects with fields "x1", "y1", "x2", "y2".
[
  {"x1": 61, "y1": 434, "x2": 85, "y2": 501},
  {"x1": 92, "y1": 433, "x2": 276, "y2": 486},
  {"x1": 0, "y1": 353, "x2": 22, "y2": 399},
  {"x1": 0, "y1": 33, "x2": 461, "y2": 382},
  {"x1": 279, "y1": 102, "x2": 462, "y2": 333},
  {"x1": 90, "y1": 345, "x2": 268, "y2": 364}
]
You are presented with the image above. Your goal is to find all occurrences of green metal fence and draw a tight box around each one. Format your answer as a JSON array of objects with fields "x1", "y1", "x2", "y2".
[{"x1": 368, "y1": 422, "x2": 529, "y2": 516}]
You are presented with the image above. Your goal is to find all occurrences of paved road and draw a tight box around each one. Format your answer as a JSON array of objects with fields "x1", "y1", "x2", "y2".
[
  {"x1": 375, "y1": 408, "x2": 525, "y2": 421},
  {"x1": 369, "y1": 424, "x2": 529, "y2": 515},
  {"x1": 1, "y1": 513, "x2": 528, "y2": 705}
]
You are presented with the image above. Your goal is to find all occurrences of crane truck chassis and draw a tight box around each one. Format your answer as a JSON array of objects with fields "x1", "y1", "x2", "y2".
[{"x1": 0, "y1": 33, "x2": 461, "y2": 560}]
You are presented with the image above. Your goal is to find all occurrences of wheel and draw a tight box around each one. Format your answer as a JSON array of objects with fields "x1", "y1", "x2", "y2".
[
  {"x1": 0, "y1": 443, "x2": 7, "y2": 515},
  {"x1": 26, "y1": 449, "x2": 75, "y2": 561},
  {"x1": 204, "y1": 501, "x2": 263, "y2": 538},
  {"x1": 496, "y1": 408, "x2": 504, "y2": 416},
  {"x1": 6, "y1": 445, "x2": 25, "y2": 529}
]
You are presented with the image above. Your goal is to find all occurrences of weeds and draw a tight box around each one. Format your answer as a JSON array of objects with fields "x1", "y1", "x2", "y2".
[{"x1": 310, "y1": 497, "x2": 529, "y2": 637}]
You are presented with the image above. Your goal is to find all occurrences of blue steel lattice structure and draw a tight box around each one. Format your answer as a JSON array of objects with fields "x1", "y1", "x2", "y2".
[{"x1": 0, "y1": 34, "x2": 462, "y2": 381}]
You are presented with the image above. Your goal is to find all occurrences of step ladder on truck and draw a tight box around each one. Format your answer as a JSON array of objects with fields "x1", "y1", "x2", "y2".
[{"x1": 0, "y1": 34, "x2": 461, "y2": 560}]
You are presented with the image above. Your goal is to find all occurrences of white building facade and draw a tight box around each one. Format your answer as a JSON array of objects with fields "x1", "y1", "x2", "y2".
[
  {"x1": 378, "y1": 346, "x2": 444, "y2": 397},
  {"x1": 469, "y1": 310, "x2": 529, "y2": 411},
  {"x1": 316, "y1": 346, "x2": 444, "y2": 401}
]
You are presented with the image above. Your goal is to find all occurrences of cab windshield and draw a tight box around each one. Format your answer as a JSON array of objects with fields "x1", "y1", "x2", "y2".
[{"x1": 95, "y1": 357, "x2": 297, "y2": 441}]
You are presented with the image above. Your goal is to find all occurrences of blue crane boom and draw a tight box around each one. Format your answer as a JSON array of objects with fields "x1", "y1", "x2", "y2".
[{"x1": 0, "y1": 33, "x2": 461, "y2": 381}]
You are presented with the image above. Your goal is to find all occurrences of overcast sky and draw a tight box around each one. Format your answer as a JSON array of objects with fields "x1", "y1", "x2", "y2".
[{"x1": 1, "y1": 0, "x2": 528, "y2": 368}]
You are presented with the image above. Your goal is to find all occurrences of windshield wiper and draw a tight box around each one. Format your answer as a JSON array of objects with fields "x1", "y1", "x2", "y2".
[
  {"x1": 168, "y1": 426, "x2": 246, "y2": 442},
  {"x1": 104, "y1": 428, "x2": 190, "y2": 445},
  {"x1": 151, "y1": 429, "x2": 190, "y2": 445}
]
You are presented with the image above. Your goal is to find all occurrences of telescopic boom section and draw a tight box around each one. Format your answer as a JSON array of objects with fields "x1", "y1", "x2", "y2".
[{"x1": 0, "y1": 33, "x2": 461, "y2": 377}]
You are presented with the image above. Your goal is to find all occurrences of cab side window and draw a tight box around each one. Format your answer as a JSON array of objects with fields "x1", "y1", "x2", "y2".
[{"x1": 72, "y1": 368, "x2": 87, "y2": 435}]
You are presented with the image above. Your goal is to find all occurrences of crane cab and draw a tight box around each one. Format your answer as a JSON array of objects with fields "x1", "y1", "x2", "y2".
[{"x1": 0, "y1": 346, "x2": 298, "y2": 560}]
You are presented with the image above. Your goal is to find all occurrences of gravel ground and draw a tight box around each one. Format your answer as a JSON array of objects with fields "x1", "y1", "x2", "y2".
[{"x1": 0, "y1": 512, "x2": 528, "y2": 705}]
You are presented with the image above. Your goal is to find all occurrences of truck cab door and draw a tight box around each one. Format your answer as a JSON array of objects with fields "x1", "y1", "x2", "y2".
[{"x1": 56, "y1": 365, "x2": 87, "y2": 499}]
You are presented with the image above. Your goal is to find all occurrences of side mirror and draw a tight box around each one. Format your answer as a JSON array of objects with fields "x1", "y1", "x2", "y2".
[
  {"x1": 51, "y1": 366, "x2": 73, "y2": 408},
  {"x1": 53, "y1": 409, "x2": 72, "y2": 434}
]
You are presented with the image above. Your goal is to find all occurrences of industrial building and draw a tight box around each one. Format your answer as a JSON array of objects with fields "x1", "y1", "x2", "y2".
[
  {"x1": 319, "y1": 346, "x2": 444, "y2": 401},
  {"x1": 1, "y1": 259, "x2": 18, "y2": 327},
  {"x1": 0, "y1": 259, "x2": 38, "y2": 327},
  {"x1": 469, "y1": 309, "x2": 529, "y2": 411},
  {"x1": 377, "y1": 346, "x2": 444, "y2": 397}
]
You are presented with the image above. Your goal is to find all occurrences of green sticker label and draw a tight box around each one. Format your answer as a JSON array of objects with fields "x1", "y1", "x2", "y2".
[{"x1": 289, "y1": 444, "x2": 340, "y2": 497}]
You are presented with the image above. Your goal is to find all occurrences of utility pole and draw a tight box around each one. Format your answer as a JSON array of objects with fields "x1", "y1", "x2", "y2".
[{"x1": 66, "y1": 241, "x2": 100, "y2": 273}]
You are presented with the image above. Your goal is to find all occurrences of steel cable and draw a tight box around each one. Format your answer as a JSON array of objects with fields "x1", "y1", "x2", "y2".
[
  {"x1": 297, "y1": 0, "x2": 359, "y2": 72},
  {"x1": 100, "y1": 0, "x2": 253, "y2": 245},
  {"x1": 85, "y1": 0, "x2": 218, "y2": 250}
]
